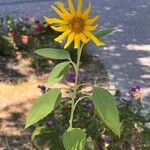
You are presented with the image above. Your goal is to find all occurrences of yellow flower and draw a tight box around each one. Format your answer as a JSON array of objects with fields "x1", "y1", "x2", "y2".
[
  {"x1": 44, "y1": 0, "x2": 105, "y2": 49},
  {"x1": 133, "y1": 90, "x2": 142, "y2": 101}
]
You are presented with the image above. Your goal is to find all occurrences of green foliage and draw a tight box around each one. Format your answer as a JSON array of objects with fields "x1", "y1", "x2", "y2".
[
  {"x1": 47, "y1": 61, "x2": 70, "y2": 86},
  {"x1": 31, "y1": 126, "x2": 45, "y2": 141},
  {"x1": 5, "y1": 16, "x2": 15, "y2": 32},
  {"x1": 66, "y1": 43, "x2": 92, "y2": 64},
  {"x1": 35, "y1": 48, "x2": 71, "y2": 60},
  {"x1": 33, "y1": 123, "x2": 65, "y2": 150},
  {"x1": 30, "y1": 95, "x2": 150, "y2": 149},
  {"x1": 30, "y1": 99, "x2": 98, "y2": 149},
  {"x1": 0, "y1": 15, "x2": 93, "y2": 68},
  {"x1": 63, "y1": 128, "x2": 86, "y2": 150},
  {"x1": 0, "y1": 16, "x2": 62, "y2": 68},
  {"x1": 0, "y1": 33, "x2": 15, "y2": 56},
  {"x1": 141, "y1": 127, "x2": 150, "y2": 149},
  {"x1": 92, "y1": 87, "x2": 120, "y2": 137},
  {"x1": 96, "y1": 28, "x2": 114, "y2": 39},
  {"x1": 15, "y1": 28, "x2": 60, "y2": 55},
  {"x1": 25, "y1": 89, "x2": 61, "y2": 128}
]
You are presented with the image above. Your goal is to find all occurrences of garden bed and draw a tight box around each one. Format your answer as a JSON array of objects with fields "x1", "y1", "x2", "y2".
[
  {"x1": 0, "y1": 53, "x2": 109, "y2": 149},
  {"x1": 0, "y1": 15, "x2": 149, "y2": 150}
]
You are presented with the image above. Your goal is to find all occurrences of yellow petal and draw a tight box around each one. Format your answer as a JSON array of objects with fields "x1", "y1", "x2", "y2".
[
  {"x1": 74, "y1": 34, "x2": 80, "y2": 49},
  {"x1": 79, "y1": 33, "x2": 88, "y2": 43},
  {"x1": 51, "y1": 5, "x2": 65, "y2": 19},
  {"x1": 77, "y1": 0, "x2": 82, "y2": 16},
  {"x1": 83, "y1": 31, "x2": 105, "y2": 46},
  {"x1": 51, "y1": 26, "x2": 67, "y2": 32},
  {"x1": 64, "y1": 32, "x2": 75, "y2": 49},
  {"x1": 82, "y1": 2, "x2": 91, "y2": 18},
  {"x1": 55, "y1": 30, "x2": 71, "y2": 42},
  {"x1": 84, "y1": 24, "x2": 98, "y2": 31},
  {"x1": 44, "y1": 16, "x2": 67, "y2": 25},
  {"x1": 57, "y1": 2, "x2": 72, "y2": 18},
  {"x1": 68, "y1": 0, "x2": 76, "y2": 15},
  {"x1": 85, "y1": 16, "x2": 99, "y2": 25}
]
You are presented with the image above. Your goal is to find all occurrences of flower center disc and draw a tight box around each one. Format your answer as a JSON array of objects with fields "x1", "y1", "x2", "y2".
[{"x1": 70, "y1": 17, "x2": 85, "y2": 33}]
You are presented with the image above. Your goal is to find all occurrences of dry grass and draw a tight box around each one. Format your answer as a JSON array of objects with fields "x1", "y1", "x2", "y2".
[{"x1": 0, "y1": 77, "x2": 41, "y2": 110}]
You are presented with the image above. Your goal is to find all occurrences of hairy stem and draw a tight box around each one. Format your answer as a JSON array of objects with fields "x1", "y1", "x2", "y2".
[{"x1": 69, "y1": 44, "x2": 84, "y2": 128}]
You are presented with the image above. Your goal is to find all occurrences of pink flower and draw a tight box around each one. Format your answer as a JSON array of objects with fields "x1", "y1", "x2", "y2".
[
  {"x1": 21, "y1": 35, "x2": 29, "y2": 45},
  {"x1": 128, "y1": 85, "x2": 143, "y2": 101}
]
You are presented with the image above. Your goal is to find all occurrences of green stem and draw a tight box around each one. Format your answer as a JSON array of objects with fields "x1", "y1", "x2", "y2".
[
  {"x1": 74, "y1": 96, "x2": 90, "y2": 111},
  {"x1": 69, "y1": 43, "x2": 84, "y2": 128}
]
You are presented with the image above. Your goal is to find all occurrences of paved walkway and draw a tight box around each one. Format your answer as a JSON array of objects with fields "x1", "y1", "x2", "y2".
[
  {"x1": 0, "y1": 0, "x2": 150, "y2": 105},
  {"x1": 89, "y1": 0, "x2": 150, "y2": 107}
]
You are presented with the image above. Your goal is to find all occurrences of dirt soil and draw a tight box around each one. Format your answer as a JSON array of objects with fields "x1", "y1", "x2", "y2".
[{"x1": 0, "y1": 54, "x2": 109, "y2": 149}]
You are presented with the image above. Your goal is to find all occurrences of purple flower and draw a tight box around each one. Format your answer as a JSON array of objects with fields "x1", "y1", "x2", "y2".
[
  {"x1": 86, "y1": 102, "x2": 93, "y2": 109},
  {"x1": 128, "y1": 85, "x2": 143, "y2": 101},
  {"x1": 38, "y1": 85, "x2": 46, "y2": 93},
  {"x1": 65, "y1": 73, "x2": 87, "y2": 83},
  {"x1": 65, "y1": 73, "x2": 75, "y2": 82},
  {"x1": 128, "y1": 88, "x2": 136, "y2": 97},
  {"x1": 78, "y1": 74, "x2": 86, "y2": 82},
  {"x1": 128, "y1": 85, "x2": 140, "y2": 96},
  {"x1": 47, "y1": 120, "x2": 54, "y2": 127}
]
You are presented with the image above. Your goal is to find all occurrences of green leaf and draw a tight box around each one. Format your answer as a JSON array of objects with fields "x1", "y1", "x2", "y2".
[
  {"x1": 35, "y1": 48, "x2": 71, "y2": 60},
  {"x1": 25, "y1": 89, "x2": 61, "y2": 128},
  {"x1": 92, "y1": 87, "x2": 120, "y2": 137},
  {"x1": 95, "y1": 28, "x2": 114, "y2": 39},
  {"x1": 31, "y1": 126, "x2": 45, "y2": 141},
  {"x1": 63, "y1": 128, "x2": 86, "y2": 150},
  {"x1": 47, "y1": 61, "x2": 70, "y2": 86}
]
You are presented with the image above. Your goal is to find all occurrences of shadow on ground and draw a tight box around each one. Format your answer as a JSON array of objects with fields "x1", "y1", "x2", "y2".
[
  {"x1": 87, "y1": 0, "x2": 150, "y2": 107},
  {"x1": 0, "y1": 100, "x2": 34, "y2": 149},
  {"x1": 0, "y1": 56, "x2": 27, "y2": 83}
]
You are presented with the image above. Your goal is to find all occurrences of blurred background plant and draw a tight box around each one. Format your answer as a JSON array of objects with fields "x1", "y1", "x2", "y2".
[
  {"x1": 0, "y1": 16, "x2": 15, "y2": 56},
  {"x1": 30, "y1": 82, "x2": 150, "y2": 150},
  {"x1": 0, "y1": 15, "x2": 92, "y2": 69}
]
